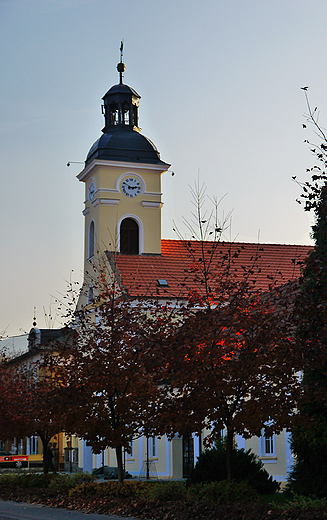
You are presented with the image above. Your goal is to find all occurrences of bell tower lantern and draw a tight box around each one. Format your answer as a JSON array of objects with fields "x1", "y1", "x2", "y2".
[
  {"x1": 102, "y1": 79, "x2": 140, "y2": 131},
  {"x1": 102, "y1": 45, "x2": 141, "y2": 132}
]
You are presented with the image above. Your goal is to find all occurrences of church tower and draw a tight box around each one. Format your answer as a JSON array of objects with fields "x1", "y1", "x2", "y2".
[{"x1": 77, "y1": 46, "x2": 170, "y2": 276}]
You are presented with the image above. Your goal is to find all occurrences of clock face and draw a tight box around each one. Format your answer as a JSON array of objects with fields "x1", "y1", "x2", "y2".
[
  {"x1": 88, "y1": 181, "x2": 95, "y2": 202},
  {"x1": 121, "y1": 177, "x2": 142, "y2": 198}
]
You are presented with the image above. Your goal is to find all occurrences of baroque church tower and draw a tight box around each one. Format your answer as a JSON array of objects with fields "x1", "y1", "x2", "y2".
[{"x1": 77, "y1": 48, "x2": 170, "y2": 283}]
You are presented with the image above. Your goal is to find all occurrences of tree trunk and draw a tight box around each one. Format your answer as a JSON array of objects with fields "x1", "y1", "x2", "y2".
[
  {"x1": 40, "y1": 436, "x2": 50, "y2": 475},
  {"x1": 115, "y1": 445, "x2": 124, "y2": 484},
  {"x1": 226, "y1": 427, "x2": 234, "y2": 481}
]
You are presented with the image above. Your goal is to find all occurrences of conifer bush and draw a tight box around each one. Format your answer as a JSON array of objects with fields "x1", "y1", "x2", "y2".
[{"x1": 187, "y1": 441, "x2": 279, "y2": 495}]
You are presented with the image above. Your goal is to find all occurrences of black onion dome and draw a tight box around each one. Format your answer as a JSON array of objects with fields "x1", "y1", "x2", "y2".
[{"x1": 86, "y1": 128, "x2": 166, "y2": 165}]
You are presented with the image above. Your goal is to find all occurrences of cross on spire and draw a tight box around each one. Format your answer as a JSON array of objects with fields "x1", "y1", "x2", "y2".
[{"x1": 117, "y1": 40, "x2": 125, "y2": 84}]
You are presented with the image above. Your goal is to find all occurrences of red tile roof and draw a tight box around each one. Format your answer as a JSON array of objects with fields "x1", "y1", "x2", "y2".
[{"x1": 112, "y1": 239, "x2": 312, "y2": 299}]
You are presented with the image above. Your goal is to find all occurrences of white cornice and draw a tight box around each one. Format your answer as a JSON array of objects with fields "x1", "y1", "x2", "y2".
[
  {"x1": 92, "y1": 198, "x2": 120, "y2": 208},
  {"x1": 82, "y1": 207, "x2": 90, "y2": 216},
  {"x1": 99, "y1": 188, "x2": 120, "y2": 194},
  {"x1": 142, "y1": 201, "x2": 163, "y2": 209},
  {"x1": 100, "y1": 198, "x2": 120, "y2": 206},
  {"x1": 77, "y1": 159, "x2": 170, "y2": 182}
]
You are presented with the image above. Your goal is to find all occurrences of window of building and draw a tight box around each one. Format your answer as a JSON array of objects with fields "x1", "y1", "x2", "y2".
[
  {"x1": 88, "y1": 220, "x2": 95, "y2": 258},
  {"x1": 126, "y1": 440, "x2": 134, "y2": 459},
  {"x1": 120, "y1": 218, "x2": 139, "y2": 254},
  {"x1": 27, "y1": 436, "x2": 38, "y2": 455},
  {"x1": 264, "y1": 436, "x2": 274, "y2": 455},
  {"x1": 259, "y1": 430, "x2": 276, "y2": 458},
  {"x1": 149, "y1": 437, "x2": 157, "y2": 458},
  {"x1": 18, "y1": 439, "x2": 23, "y2": 455}
]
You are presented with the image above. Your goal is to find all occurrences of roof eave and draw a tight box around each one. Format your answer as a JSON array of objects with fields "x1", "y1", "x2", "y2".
[{"x1": 77, "y1": 159, "x2": 171, "y2": 182}]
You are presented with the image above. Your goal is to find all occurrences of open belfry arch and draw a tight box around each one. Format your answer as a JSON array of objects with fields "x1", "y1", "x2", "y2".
[{"x1": 77, "y1": 44, "x2": 170, "y2": 287}]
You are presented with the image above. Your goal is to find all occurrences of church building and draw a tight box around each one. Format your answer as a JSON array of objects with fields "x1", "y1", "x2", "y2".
[{"x1": 75, "y1": 50, "x2": 311, "y2": 482}]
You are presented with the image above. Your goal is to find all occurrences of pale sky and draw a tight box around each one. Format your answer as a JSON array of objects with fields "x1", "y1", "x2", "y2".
[{"x1": 0, "y1": 0, "x2": 325, "y2": 335}]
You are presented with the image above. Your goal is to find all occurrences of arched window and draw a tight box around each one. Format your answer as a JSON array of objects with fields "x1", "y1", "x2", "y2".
[
  {"x1": 120, "y1": 218, "x2": 139, "y2": 254},
  {"x1": 88, "y1": 220, "x2": 95, "y2": 258}
]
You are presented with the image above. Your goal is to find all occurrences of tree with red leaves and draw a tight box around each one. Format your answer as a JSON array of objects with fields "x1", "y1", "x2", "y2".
[
  {"x1": 0, "y1": 345, "x2": 68, "y2": 474},
  {"x1": 0, "y1": 360, "x2": 28, "y2": 446},
  {"x1": 160, "y1": 184, "x2": 302, "y2": 481},
  {"x1": 53, "y1": 258, "x2": 179, "y2": 484}
]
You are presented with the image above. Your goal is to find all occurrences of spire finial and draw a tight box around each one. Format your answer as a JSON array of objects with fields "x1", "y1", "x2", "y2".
[
  {"x1": 117, "y1": 40, "x2": 125, "y2": 84},
  {"x1": 33, "y1": 306, "x2": 37, "y2": 327}
]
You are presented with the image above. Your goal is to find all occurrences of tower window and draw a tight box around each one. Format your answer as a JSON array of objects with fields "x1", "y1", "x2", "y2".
[
  {"x1": 120, "y1": 218, "x2": 139, "y2": 254},
  {"x1": 88, "y1": 220, "x2": 95, "y2": 258}
]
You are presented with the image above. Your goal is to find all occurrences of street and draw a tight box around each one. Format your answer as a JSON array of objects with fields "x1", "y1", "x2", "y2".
[{"x1": 0, "y1": 500, "x2": 141, "y2": 520}]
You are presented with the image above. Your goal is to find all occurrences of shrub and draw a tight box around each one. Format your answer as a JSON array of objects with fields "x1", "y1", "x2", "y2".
[
  {"x1": 0, "y1": 473, "x2": 52, "y2": 489},
  {"x1": 69, "y1": 480, "x2": 150, "y2": 498},
  {"x1": 48, "y1": 473, "x2": 96, "y2": 491},
  {"x1": 188, "y1": 480, "x2": 259, "y2": 504},
  {"x1": 286, "y1": 494, "x2": 327, "y2": 509},
  {"x1": 69, "y1": 479, "x2": 257, "y2": 505},
  {"x1": 144, "y1": 481, "x2": 187, "y2": 502},
  {"x1": 0, "y1": 472, "x2": 95, "y2": 491},
  {"x1": 187, "y1": 440, "x2": 279, "y2": 495}
]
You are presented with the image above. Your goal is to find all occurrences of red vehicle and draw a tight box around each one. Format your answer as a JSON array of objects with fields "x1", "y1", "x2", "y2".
[{"x1": 0, "y1": 451, "x2": 28, "y2": 469}]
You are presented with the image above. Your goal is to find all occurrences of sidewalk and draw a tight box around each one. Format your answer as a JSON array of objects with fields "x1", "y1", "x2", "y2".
[{"x1": 0, "y1": 500, "x2": 141, "y2": 520}]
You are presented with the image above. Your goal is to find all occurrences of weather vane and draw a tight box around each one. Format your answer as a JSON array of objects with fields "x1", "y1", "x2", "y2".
[{"x1": 120, "y1": 40, "x2": 124, "y2": 62}]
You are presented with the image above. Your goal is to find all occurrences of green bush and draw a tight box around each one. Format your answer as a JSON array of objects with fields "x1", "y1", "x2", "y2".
[
  {"x1": 69, "y1": 480, "x2": 150, "y2": 498},
  {"x1": 48, "y1": 473, "x2": 96, "y2": 491},
  {"x1": 69, "y1": 480, "x2": 257, "y2": 505},
  {"x1": 0, "y1": 473, "x2": 52, "y2": 489},
  {"x1": 69, "y1": 481, "x2": 99, "y2": 497},
  {"x1": 144, "y1": 481, "x2": 187, "y2": 502},
  {"x1": 188, "y1": 480, "x2": 259, "y2": 504},
  {"x1": 187, "y1": 440, "x2": 279, "y2": 495},
  {"x1": 0, "y1": 472, "x2": 95, "y2": 491},
  {"x1": 286, "y1": 494, "x2": 327, "y2": 509},
  {"x1": 69, "y1": 479, "x2": 258, "y2": 505}
]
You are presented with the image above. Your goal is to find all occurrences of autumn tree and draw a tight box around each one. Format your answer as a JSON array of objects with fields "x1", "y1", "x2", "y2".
[
  {"x1": 53, "y1": 256, "x2": 180, "y2": 484},
  {"x1": 159, "y1": 183, "x2": 302, "y2": 481},
  {"x1": 0, "y1": 358, "x2": 29, "y2": 446},
  {"x1": 288, "y1": 90, "x2": 327, "y2": 497},
  {"x1": 0, "y1": 336, "x2": 70, "y2": 474}
]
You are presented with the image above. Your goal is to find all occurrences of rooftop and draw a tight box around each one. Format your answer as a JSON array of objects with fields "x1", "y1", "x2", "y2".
[{"x1": 112, "y1": 239, "x2": 312, "y2": 298}]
